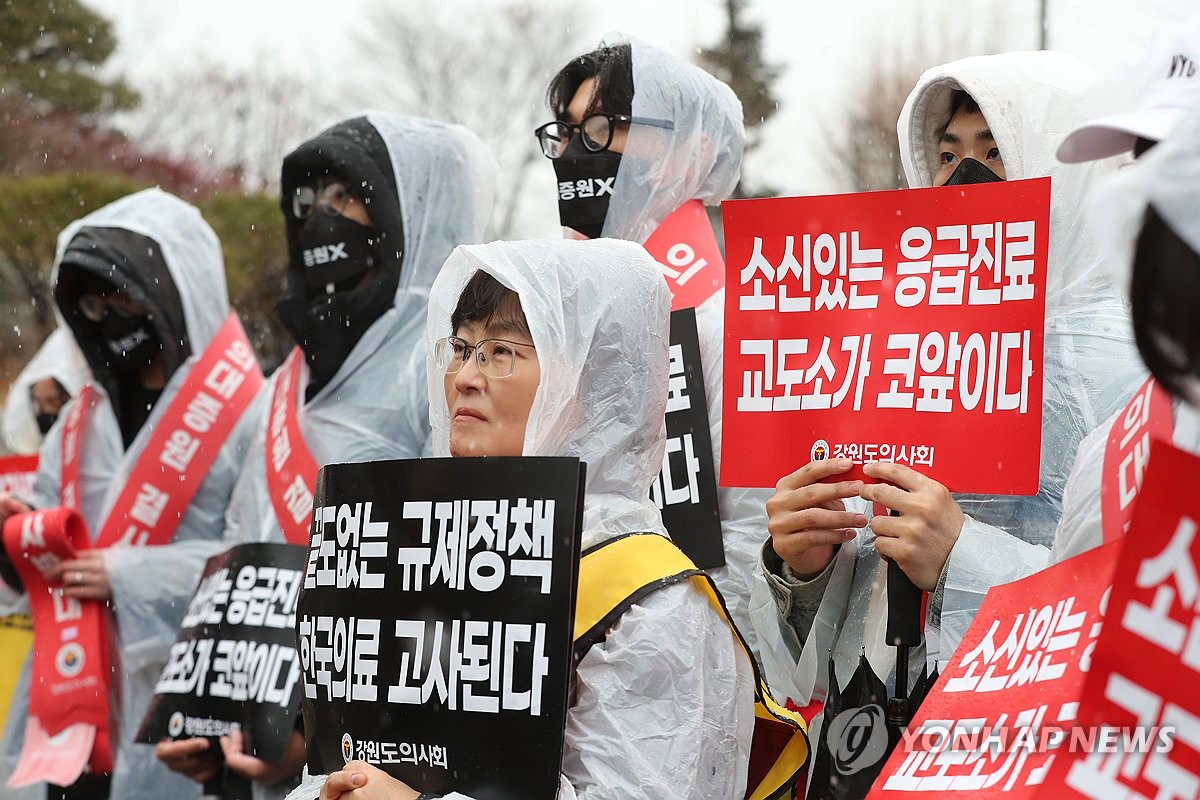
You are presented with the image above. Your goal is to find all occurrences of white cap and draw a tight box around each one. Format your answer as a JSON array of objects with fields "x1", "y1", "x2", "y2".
[{"x1": 1058, "y1": 15, "x2": 1200, "y2": 163}]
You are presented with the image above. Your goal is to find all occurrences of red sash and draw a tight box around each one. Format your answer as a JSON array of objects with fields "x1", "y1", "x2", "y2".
[
  {"x1": 643, "y1": 199, "x2": 725, "y2": 311},
  {"x1": 13, "y1": 312, "x2": 263, "y2": 784},
  {"x1": 1100, "y1": 377, "x2": 1174, "y2": 542},
  {"x1": 265, "y1": 347, "x2": 318, "y2": 546}
]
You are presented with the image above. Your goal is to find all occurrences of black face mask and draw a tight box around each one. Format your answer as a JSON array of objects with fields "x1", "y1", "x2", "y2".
[
  {"x1": 552, "y1": 135, "x2": 621, "y2": 239},
  {"x1": 296, "y1": 213, "x2": 379, "y2": 298},
  {"x1": 940, "y1": 157, "x2": 1003, "y2": 186},
  {"x1": 36, "y1": 412, "x2": 57, "y2": 435},
  {"x1": 101, "y1": 312, "x2": 160, "y2": 373}
]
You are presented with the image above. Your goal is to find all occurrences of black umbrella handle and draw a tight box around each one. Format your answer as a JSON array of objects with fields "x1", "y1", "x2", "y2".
[{"x1": 884, "y1": 510, "x2": 923, "y2": 648}]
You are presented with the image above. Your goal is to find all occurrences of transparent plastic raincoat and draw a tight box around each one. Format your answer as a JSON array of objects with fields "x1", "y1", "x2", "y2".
[
  {"x1": 1053, "y1": 99, "x2": 1200, "y2": 563},
  {"x1": 590, "y1": 35, "x2": 768, "y2": 655},
  {"x1": 2, "y1": 188, "x2": 257, "y2": 800},
  {"x1": 290, "y1": 238, "x2": 755, "y2": 800},
  {"x1": 223, "y1": 113, "x2": 497, "y2": 546},
  {"x1": 750, "y1": 52, "x2": 1145, "y2": 717},
  {"x1": 2, "y1": 328, "x2": 89, "y2": 456}
]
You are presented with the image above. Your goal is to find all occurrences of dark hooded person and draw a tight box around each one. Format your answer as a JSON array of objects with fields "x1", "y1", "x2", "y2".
[
  {"x1": 153, "y1": 114, "x2": 497, "y2": 799},
  {"x1": 0, "y1": 188, "x2": 262, "y2": 800}
]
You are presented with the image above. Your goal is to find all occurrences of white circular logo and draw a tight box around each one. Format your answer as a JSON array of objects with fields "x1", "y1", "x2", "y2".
[
  {"x1": 167, "y1": 712, "x2": 185, "y2": 738},
  {"x1": 55, "y1": 643, "x2": 85, "y2": 678},
  {"x1": 828, "y1": 704, "x2": 890, "y2": 775},
  {"x1": 811, "y1": 439, "x2": 830, "y2": 462},
  {"x1": 341, "y1": 732, "x2": 354, "y2": 764}
]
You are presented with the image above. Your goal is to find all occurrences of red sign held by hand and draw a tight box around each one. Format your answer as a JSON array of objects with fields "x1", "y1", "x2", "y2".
[{"x1": 720, "y1": 178, "x2": 1051, "y2": 493}]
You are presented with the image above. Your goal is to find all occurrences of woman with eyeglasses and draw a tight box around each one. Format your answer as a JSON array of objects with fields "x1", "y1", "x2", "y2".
[
  {"x1": 298, "y1": 238, "x2": 755, "y2": 800},
  {"x1": 533, "y1": 38, "x2": 770, "y2": 663}
]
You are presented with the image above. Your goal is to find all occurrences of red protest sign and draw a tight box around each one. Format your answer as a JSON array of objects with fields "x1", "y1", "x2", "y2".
[
  {"x1": 644, "y1": 200, "x2": 725, "y2": 311},
  {"x1": 1038, "y1": 439, "x2": 1200, "y2": 799},
  {"x1": 867, "y1": 541, "x2": 1117, "y2": 799},
  {"x1": 720, "y1": 178, "x2": 1050, "y2": 492},
  {"x1": 0, "y1": 454, "x2": 38, "y2": 500}
]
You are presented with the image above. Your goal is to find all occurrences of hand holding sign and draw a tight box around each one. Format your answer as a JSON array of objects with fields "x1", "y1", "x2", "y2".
[
  {"x1": 155, "y1": 737, "x2": 222, "y2": 784},
  {"x1": 321, "y1": 761, "x2": 419, "y2": 800},
  {"x1": 860, "y1": 462, "x2": 965, "y2": 592},
  {"x1": 766, "y1": 458, "x2": 867, "y2": 580}
]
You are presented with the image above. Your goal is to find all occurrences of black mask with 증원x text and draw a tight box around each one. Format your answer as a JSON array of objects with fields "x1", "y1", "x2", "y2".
[
  {"x1": 296, "y1": 212, "x2": 380, "y2": 298},
  {"x1": 940, "y1": 157, "x2": 1003, "y2": 187},
  {"x1": 36, "y1": 412, "x2": 57, "y2": 435},
  {"x1": 552, "y1": 135, "x2": 621, "y2": 239},
  {"x1": 101, "y1": 312, "x2": 160, "y2": 373}
]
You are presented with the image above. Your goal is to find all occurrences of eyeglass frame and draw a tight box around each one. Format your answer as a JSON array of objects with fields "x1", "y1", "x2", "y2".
[
  {"x1": 291, "y1": 180, "x2": 356, "y2": 220},
  {"x1": 435, "y1": 335, "x2": 537, "y2": 379},
  {"x1": 533, "y1": 112, "x2": 674, "y2": 159},
  {"x1": 78, "y1": 291, "x2": 142, "y2": 323}
]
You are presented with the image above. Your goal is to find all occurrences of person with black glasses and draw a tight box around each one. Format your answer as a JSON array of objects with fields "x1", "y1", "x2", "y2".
[{"x1": 534, "y1": 37, "x2": 771, "y2": 663}]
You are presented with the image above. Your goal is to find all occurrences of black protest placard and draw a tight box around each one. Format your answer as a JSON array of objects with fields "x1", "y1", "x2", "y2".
[
  {"x1": 300, "y1": 457, "x2": 586, "y2": 800},
  {"x1": 652, "y1": 307, "x2": 724, "y2": 569},
  {"x1": 137, "y1": 542, "x2": 307, "y2": 762}
]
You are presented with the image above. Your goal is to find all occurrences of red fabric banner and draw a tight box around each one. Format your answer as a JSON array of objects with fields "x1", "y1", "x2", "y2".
[
  {"x1": 1039, "y1": 439, "x2": 1200, "y2": 798},
  {"x1": 265, "y1": 347, "x2": 318, "y2": 546},
  {"x1": 643, "y1": 199, "x2": 725, "y2": 311},
  {"x1": 1100, "y1": 377, "x2": 1173, "y2": 543},
  {"x1": 720, "y1": 178, "x2": 1051, "y2": 493},
  {"x1": 867, "y1": 541, "x2": 1118, "y2": 798},
  {"x1": 3, "y1": 508, "x2": 114, "y2": 781}
]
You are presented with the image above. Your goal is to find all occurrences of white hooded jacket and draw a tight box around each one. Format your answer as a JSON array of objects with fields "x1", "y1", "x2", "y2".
[
  {"x1": 1052, "y1": 98, "x2": 1200, "y2": 563},
  {"x1": 223, "y1": 113, "x2": 497, "y2": 547},
  {"x1": 2, "y1": 328, "x2": 89, "y2": 456},
  {"x1": 587, "y1": 34, "x2": 769, "y2": 657},
  {"x1": 2, "y1": 188, "x2": 257, "y2": 800},
  {"x1": 289, "y1": 238, "x2": 755, "y2": 800},
  {"x1": 749, "y1": 52, "x2": 1145, "y2": 716}
]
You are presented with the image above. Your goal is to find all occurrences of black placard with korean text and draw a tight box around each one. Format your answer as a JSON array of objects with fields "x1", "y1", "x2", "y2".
[
  {"x1": 300, "y1": 457, "x2": 586, "y2": 800},
  {"x1": 136, "y1": 542, "x2": 307, "y2": 763},
  {"x1": 654, "y1": 307, "x2": 724, "y2": 568}
]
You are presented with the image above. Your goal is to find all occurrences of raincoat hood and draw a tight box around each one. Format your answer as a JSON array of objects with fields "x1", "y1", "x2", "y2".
[
  {"x1": 279, "y1": 113, "x2": 497, "y2": 396},
  {"x1": 596, "y1": 34, "x2": 744, "y2": 244},
  {"x1": 898, "y1": 50, "x2": 1108, "y2": 314},
  {"x1": 51, "y1": 188, "x2": 229, "y2": 400},
  {"x1": 1089, "y1": 95, "x2": 1200, "y2": 298},
  {"x1": 2, "y1": 328, "x2": 89, "y2": 454},
  {"x1": 426, "y1": 239, "x2": 671, "y2": 548}
]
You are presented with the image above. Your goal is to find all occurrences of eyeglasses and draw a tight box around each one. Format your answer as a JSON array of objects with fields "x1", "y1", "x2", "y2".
[
  {"x1": 78, "y1": 291, "x2": 142, "y2": 323},
  {"x1": 533, "y1": 113, "x2": 673, "y2": 159},
  {"x1": 434, "y1": 336, "x2": 536, "y2": 379},
  {"x1": 291, "y1": 181, "x2": 355, "y2": 220}
]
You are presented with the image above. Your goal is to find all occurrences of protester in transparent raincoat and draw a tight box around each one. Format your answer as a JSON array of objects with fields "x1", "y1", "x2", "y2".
[
  {"x1": 750, "y1": 51, "x2": 1146, "y2": 734},
  {"x1": 1052, "y1": 99, "x2": 1200, "y2": 562},
  {"x1": 537, "y1": 35, "x2": 770, "y2": 656},
  {"x1": 154, "y1": 114, "x2": 497, "y2": 799},
  {"x1": 2, "y1": 328, "x2": 89, "y2": 456},
  {"x1": 290, "y1": 239, "x2": 755, "y2": 800},
  {"x1": 0, "y1": 188, "x2": 258, "y2": 800}
]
